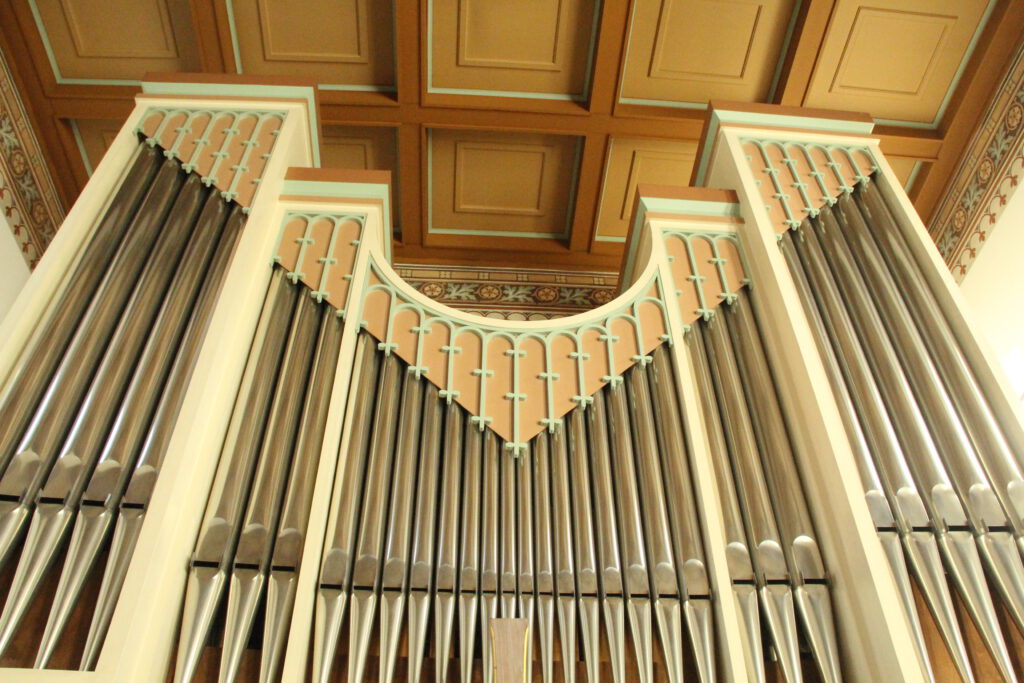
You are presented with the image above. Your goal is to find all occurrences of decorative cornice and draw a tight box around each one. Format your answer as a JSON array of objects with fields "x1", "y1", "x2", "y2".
[
  {"x1": 930, "y1": 43, "x2": 1024, "y2": 281},
  {"x1": 0, "y1": 48, "x2": 63, "y2": 267}
]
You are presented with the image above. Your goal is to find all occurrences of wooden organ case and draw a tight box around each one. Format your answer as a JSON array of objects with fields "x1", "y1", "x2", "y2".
[{"x1": 0, "y1": 81, "x2": 1021, "y2": 683}]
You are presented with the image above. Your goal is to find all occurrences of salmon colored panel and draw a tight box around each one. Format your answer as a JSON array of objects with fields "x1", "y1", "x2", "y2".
[
  {"x1": 782, "y1": 142, "x2": 822, "y2": 219},
  {"x1": 637, "y1": 299, "x2": 667, "y2": 354},
  {"x1": 194, "y1": 113, "x2": 234, "y2": 179},
  {"x1": 807, "y1": 145, "x2": 845, "y2": 201},
  {"x1": 451, "y1": 329, "x2": 483, "y2": 423},
  {"x1": 139, "y1": 111, "x2": 164, "y2": 139},
  {"x1": 485, "y1": 336, "x2": 515, "y2": 443},
  {"x1": 852, "y1": 148, "x2": 877, "y2": 181},
  {"x1": 213, "y1": 114, "x2": 258, "y2": 197},
  {"x1": 420, "y1": 321, "x2": 452, "y2": 393},
  {"x1": 155, "y1": 111, "x2": 188, "y2": 151},
  {"x1": 361, "y1": 286, "x2": 392, "y2": 341},
  {"x1": 665, "y1": 235, "x2": 701, "y2": 325},
  {"x1": 743, "y1": 141, "x2": 788, "y2": 232},
  {"x1": 609, "y1": 317, "x2": 640, "y2": 377},
  {"x1": 692, "y1": 236, "x2": 724, "y2": 313},
  {"x1": 764, "y1": 142, "x2": 808, "y2": 232},
  {"x1": 275, "y1": 216, "x2": 308, "y2": 273},
  {"x1": 517, "y1": 336, "x2": 548, "y2": 437},
  {"x1": 578, "y1": 326, "x2": 609, "y2": 398},
  {"x1": 829, "y1": 149, "x2": 858, "y2": 195},
  {"x1": 300, "y1": 217, "x2": 336, "y2": 292},
  {"x1": 324, "y1": 219, "x2": 362, "y2": 312},
  {"x1": 548, "y1": 333, "x2": 580, "y2": 418},
  {"x1": 389, "y1": 306, "x2": 422, "y2": 364},
  {"x1": 236, "y1": 117, "x2": 284, "y2": 206},
  {"x1": 176, "y1": 113, "x2": 211, "y2": 168},
  {"x1": 716, "y1": 238, "x2": 749, "y2": 295}
]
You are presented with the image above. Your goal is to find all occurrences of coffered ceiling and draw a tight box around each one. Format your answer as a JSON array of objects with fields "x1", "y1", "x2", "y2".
[{"x1": 1, "y1": 0, "x2": 1021, "y2": 271}]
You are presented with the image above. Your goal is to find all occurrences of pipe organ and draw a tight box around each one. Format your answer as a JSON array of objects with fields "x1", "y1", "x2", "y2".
[{"x1": 0, "y1": 80, "x2": 1021, "y2": 682}]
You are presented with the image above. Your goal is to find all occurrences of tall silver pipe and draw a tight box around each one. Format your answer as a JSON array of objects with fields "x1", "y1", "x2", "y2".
[
  {"x1": 174, "y1": 269, "x2": 297, "y2": 683},
  {"x1": 700, "y1": 315, "x2": 802, "y2": 683},
  {"x1": 515, "y1": 442, "x2": 536, "y2": 680},
  {"x1": 686, "y1": 328, "x2": 763, "y2": 682},
  {"x1": 433, "y1": 401, "x2": 463, "y2": 683},
  {"x1": 566, "y1": 411, "x2": 600, "y2": 683},
  {"x1": 479, "y1": 430, "x2": 501, "y2": 683},
  {"x1": 76, "y1": 205, "x2": 246, "y2": 671},
  {"x1": 24, "y1": 187, "x2": 232, "y2": 669},
  {"x1": 783, "y1": 225, "x2": 960, "y2": 681},
  {"x1": 0, "y1": 159, "x2": 185, "y2": 566},
  {"x1": 458, "y1": 424, "x2": 484, "y2": 683},
  {"x1": 647, "y1": 346, "x2": 716, "y2": 683},
  {"x1": 219, "y1": 294, "x2": 321, "y2": 683},
  {"x1": 261, "y1": 307, "x2": 344, "y2": 683},
  {"x1": 548, "y1": 425, "x2": 578, "y2": 683},
  {"x1": 0, "y1": 143, "x2": 161, "y2": 476},
  {"x1": 532, "y1": 427, "x2": 556, "y2": 683},
  {"x1": 314, "y1": 332, "x2": 379, "y2": 683},
  {"x1": 814, "y1": 204, "x2": 1011, "y2": 681}
]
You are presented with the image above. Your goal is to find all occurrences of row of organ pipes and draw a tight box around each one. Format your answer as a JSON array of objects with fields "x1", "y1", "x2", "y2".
[{"x1": 1, "y1": 115, "x2": 1024, "y2": 683}]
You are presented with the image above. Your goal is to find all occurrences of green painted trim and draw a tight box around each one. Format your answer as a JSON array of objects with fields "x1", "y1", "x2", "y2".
[
  {"x1": 904, "y1": 160, "x2": 923, "y2": 194},
  {"x1": 141, "y1": 80, "x2": 321, "y2": 167},
  {"x1": 766, "y1": 0, "x2": 803, "y2": 102},
  {"x1": 594, "y1": 235, "x2": 627, "y2": 243},
  {"x1": 280, "y1": 179, "x2": 392, "y2": 259},
  {"x1": 224, "y1": 0, "x2": 244, "y2": 74},
  {"x1": 318, "y1": 84, "x2": 397, "y2": 93},
  {"x1": 68, "y1": 120, "x2": 93, "y2": 177},
  {"x1": 871, "y1": 117, "x2": 936, "y2": 130},
  {"x1": 693, "y1": 107, "x2": 875, "y2": 186},
  {"x1": 429, "y1": 228, "x2": 567, "y2": 239},
  {"x1": 617, "y1": 97, "x2": 706, "y2": 110},
  {"x1": 427, "y1": 87, "x2": 583, "y2": 102}
]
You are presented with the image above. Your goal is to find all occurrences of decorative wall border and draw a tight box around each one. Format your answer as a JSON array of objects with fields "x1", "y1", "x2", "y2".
[
  {"x1": 930, "y1": 41, "x2": 1024, "y2": 281},
  {"x1": 0, "y1": 47, "x2": 63, "y2": 267}
]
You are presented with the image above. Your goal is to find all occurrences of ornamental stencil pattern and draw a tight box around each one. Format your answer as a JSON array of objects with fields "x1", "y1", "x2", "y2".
[
  {"x1": 930, "y1": 42, "x2": 1024, "y2": 282},
  {"x1": 0, "y1": 47, "x2": 63, "y2": 267}
]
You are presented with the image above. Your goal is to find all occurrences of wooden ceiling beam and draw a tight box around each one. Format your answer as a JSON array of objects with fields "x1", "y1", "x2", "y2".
[
  {"x1": 568, "y1": 133, "x2": 610, "y2": 252},
  {"x1": 586, "y1": 0, "x2": 633, "y2": 116},
  {"x1": 188, "y1": 0, "x2": 230, "y2": 73},
  {"x1": 397, "y1": 123, "x2": 424, "y2": 247},
  {"x1": 774, "y1": 0, "x2": 836, "y2": 106}
]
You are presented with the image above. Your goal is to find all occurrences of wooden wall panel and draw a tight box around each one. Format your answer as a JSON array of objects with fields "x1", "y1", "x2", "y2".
[
  {"x1": 429, "y1": 0, "x2": 597, "y2": 97},
  {"x1": 230, "y1": 0, "x2": 395, "y2": 87},
  {"x1": 32, "y1": 0, "x2": 200, "y2": 80},
  {"x1": 620, "y1": 0, "x2": 799, "y2": 105},
  {"x1": 596, "y1": 137, "x2": 697, "y2": 240},
  {"x1": 71, "y1": 118, "x2": 126, "y2": 174},
  {"x1": 428, "y1": 129, "x2": 580, "y2": 238},
  {"x1": 803, "y1": 0, "x2": 992, "y2": 124}
]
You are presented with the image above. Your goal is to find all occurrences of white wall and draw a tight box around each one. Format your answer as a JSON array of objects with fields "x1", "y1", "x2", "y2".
[
  {"x1": 960, "y1": 187, "x2": 1024, "y2": 402},
  {"x1": 0, "y1": 213, "x2": 30, "y2": 324}
]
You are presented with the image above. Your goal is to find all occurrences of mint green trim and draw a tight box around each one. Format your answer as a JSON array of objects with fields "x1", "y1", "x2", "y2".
[
  {"x1": 904, "y1": 160, "x2": 923, "y2": 194},
  {"x1": 280, "y1": 179, "x2": 392, "y2": 260},
  {"x1": 141, "y1": 80, "x2": 321, "y2": 167},
  {"x1": 430, "y1": 228, "x2": 566, "y2": 239},
  {"x1": 694, "y1": 108, "x2": 875, "y2": 186},
  {"x1": 623, "y1": 195, "x2": 740, "y2": 282},
  {"x1": 428, "y1": 87, "x2": 583, "y2": 102},
  {"x1": 594, "y1": 235, "x2": 627, "y2": 243},
  {"x1": 318, "y1": 84, "x2": 397, "y2": 93},
  {"x1": 618, "y1": 97, "x2": 706, "y2": 110},
  {"x1": 225, "y1": 0, "x2": 243, "y2": 74},
  {"x1": 766, "y1": 0, "x2": 803, "y2": 102},
  {"x1": 68, "y1": 120, "x2": 93, "y2": 177}
]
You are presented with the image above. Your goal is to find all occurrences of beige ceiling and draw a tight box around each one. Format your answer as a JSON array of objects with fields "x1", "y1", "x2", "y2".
[{"x1": 4, "y1": 0, "x2": 1020, "y2": 271}]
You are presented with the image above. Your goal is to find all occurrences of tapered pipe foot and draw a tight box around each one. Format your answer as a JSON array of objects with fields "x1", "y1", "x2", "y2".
[
  {"x1": 795, "y1": 583, "x2": 842, "y2": 683},
  {"x1": 759, "y1": 583, "x2": 801, "y2": 683}
]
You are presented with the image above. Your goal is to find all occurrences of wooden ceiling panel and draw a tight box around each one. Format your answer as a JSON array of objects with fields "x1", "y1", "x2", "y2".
[
  {"x1": 804, "y1": 0, "x2": 993, "y2": 125},
  {"x1": 31, "y1": 0, "x2": 200, "y2": 82},
  {"x1": 321, "y1": 125, "x2": 398, "y2": 172},
  {"x1": 596, "y1": 137, "x2": 697, "y2": 241},
  {"x1": 428, "y1": 0, "x2": 598, "y2": 98},
  {"x1": 428, "y1": 128, "x2": 581, "y2": 238},
  {"x1": 230, "y1": 0, "x2": 395, "y2": 89},
  {"x1": 620, "y1": 0, "x2": 799, "y2": 106},
  {"x1": 70, "y1": 118, "x2": 126, "y2": 175}
]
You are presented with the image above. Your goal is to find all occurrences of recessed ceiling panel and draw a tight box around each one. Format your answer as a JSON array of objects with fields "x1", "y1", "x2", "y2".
[
  {"x1": 429, "y1": 0, "x2": 598, "y2": 98},
  {"x1": 321, "y1": 125, "x2": 398, "y2": 172},
  {"x1": 71, "y1": 118, "x2": 125, "y2": 175},
  {"x1": 32, "y1": 0, "x2": 200, "y2": 81},
  {"x1": 428, "y1": 129, "x2": 581, "y2": 238},
  {"x1": 620, "y1": 0, "x2": 798, "y2": 106},
  {"x1": 230, "y1": 0, "x2": 395, "y2": 89},
  {"x1": 596, "y1": 137, "x2": 697, "y2": 240},
  {"x1": 804, "y1": 0, "x2": 992, "y2": 125}
]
